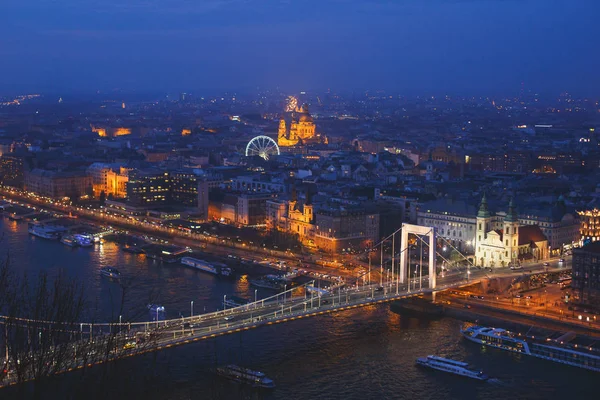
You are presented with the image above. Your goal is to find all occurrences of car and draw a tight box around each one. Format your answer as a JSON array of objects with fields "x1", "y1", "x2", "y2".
[
  {"x1": 375, "y1": 286, "x2": 384, "y2": 292},
  {"x1": 543, "y1": 262, "x2": 550, "y2": 267},
  {"x1": 478, "y1": 296, "x2": 484, "y2": 300},
  {"x1": 123, "y1": 342, "x2": 136, "y2": 350},
  {"x1": 463, "y1": 304, "x2": 471, "y2": 309},
  {"x1": 525, "y1": 295, "x2": 532, "y2": 299},
  {"x1": 515, "y1": 294, "x2": 522, "y2": 298},
  {"x1": 224, "y1": 316, "x2": 235, "y2": 321},
  {"x1": 559, "y1": 259, "x2": 565, "y2": 263}
]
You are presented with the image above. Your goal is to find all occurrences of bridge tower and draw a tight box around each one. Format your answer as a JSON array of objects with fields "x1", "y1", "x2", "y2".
[{"x1": 399, "y1": 223, "x2": 436, "y2": 289}]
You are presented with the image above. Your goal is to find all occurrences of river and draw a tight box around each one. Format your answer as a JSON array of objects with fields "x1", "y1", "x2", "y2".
[{"x1": 0, "y1": 218, "x2": 595, "y2": 400}]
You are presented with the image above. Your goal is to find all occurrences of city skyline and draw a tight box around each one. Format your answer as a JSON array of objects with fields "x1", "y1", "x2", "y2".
[
  {"x1": 1, "y1": 0, "x2": 598, "y2": 95},
  {"x1": 2, "y1": 1, "x2": 600, "y2": 398}
]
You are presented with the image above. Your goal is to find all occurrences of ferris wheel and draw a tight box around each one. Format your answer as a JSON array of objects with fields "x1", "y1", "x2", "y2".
[{"x1": 245, "y1": 135, "x2": 280, "y2": 160}]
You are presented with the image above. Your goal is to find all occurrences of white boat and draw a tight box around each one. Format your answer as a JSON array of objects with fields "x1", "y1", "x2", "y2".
[
  {"x1": 416, "y1": 355, "x2": 489, "y2": 380},
  {"x1": 60, "y1": 235, "x2": 78, "y2": 247},
  {"x1": 216, "y1": 365, "x2": 275, "y2": 388},
  {"x1": 100, "y1": 267, "x2": 121, "y2": 279},
  {"x1": 250, "y1": 277, "x2": 284, "y2": 290},
  {"x1": 462, "y1": 325, "x2": 600, "y2": 372},
  {"x1": 28, "y1": 223, "x2": 59, "y2": 240},
  {"x1": 181, "y1": 257, "x2": 217, "y2": 274},
  {"x1": 181, "y1": 257, "x2": 230, "y2": 276},
  {"x1": 74, "y1": 234, "x2": 94, "y2": 247}
]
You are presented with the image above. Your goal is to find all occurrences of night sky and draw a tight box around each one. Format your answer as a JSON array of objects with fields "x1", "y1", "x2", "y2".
[{"x1": 1, "y1": 0, "x2": 597, "y2": 95}]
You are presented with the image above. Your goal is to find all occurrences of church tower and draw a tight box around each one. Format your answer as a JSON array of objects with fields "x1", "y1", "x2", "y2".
[
  {"x1": 503, "y1": 197, "x2": 519, "y2": 266},
  {"x1": 303, "y1": 186, "x2": 314, "y2": 224},
  {"x1": 475, "y1": 193, "x2": 491, "y2": 266},
  {"x1": 288, "y1": 183, "x2": 298, "y2": 215}
]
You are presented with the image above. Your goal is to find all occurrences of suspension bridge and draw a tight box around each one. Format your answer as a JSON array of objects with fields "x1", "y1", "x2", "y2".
[{"x1": 0, "y1": 223, "x2": 516, "y2": 387}]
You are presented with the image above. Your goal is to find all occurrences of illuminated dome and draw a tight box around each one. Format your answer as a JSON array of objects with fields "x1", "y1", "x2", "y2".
[
  {"x1": 297, "y1": 103, "x2": 313, "y2": 122},
  {"x1": 299, "y1": 114, "x2": 313, "y2": 123}
]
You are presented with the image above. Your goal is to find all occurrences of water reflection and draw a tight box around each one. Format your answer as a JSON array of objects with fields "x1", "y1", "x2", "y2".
[
  {"x1": 7, "y1": 219, "x2": 19, "y2": 233},
  {"x1": 0, "y1": 219, "x2": 596, "y2": 400}
]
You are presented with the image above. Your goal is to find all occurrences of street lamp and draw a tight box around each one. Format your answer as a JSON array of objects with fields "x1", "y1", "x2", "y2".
[
  {"x1": 191, "y1": 301, "x2": 194, "y2": 317},
  {"x1": 255, "y1": 289, "x2": 258, "y2": 306},
  {"x1": 119, "y1": 315, "x2": 122, "y2": 334},
  {"x1": 284, "y1": 285, "x2": 287, "y2": 303},
  {"x1": 413, "y1": 267, "x2": 418, "y2": 290},
  {"x1": 223, "y1": 295, "x2": 227, "y2": 310}
]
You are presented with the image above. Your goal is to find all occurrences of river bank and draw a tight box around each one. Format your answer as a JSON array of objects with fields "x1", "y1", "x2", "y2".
[{"x1": 0, "y1": 189, "x2": 364, "y2": 280}]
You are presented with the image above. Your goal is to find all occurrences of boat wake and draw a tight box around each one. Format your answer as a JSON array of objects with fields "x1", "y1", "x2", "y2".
[{"x1": 487, "y1": 378, "x2": 508, "y2": 386}]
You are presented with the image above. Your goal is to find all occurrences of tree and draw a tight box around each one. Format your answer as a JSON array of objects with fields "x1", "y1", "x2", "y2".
[
  {"x1": 0, "y1": 249, "x2": 158, "y2": 398},
  {"x1": 99, "y1": 191, "x2": 106, "y2": 205},
  {"x1": 450, "y1": 249, "x2": 463, "y2": 266},
  {"x1": 0, "y1": 260, "x2": 88, "y2": 394}
]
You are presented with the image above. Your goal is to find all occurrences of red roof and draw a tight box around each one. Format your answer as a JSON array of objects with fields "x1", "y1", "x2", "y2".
[{"x1": 518, "y1": 225, "x2": 547, "y2": 246}]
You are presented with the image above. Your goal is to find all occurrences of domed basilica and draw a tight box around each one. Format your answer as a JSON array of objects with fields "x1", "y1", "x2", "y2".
[{"x1": 277, "y1": 102, "x2": 317, "y2": 147}]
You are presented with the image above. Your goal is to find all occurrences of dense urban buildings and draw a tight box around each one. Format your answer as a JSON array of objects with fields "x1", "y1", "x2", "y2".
[
  {"x1": 572, "y1": 242, "x2": 600, "y2": 308},
  {"x1": 2, "y1": 0, "x2": 599, "y2": 397},
  {"x1": 0, "y1": 90, "x2": 598, "y2": 258},
  {"x1": 24, "y1": 169, "x2": 92, "y2": 199}
]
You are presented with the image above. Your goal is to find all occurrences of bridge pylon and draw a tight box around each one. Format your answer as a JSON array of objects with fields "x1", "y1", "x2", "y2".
[{"x1": 399, "y1": 223, "x2": 436, "y2": 289}]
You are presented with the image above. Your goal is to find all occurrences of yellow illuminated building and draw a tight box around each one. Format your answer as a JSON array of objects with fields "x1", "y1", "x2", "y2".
[
  {"x1": 89, "y1": 164, "x2": 130, "y2": 198},
  {"x1": 92, "y1": 127, "x2": 132, "y2": 137},
  {"x1": 182, "y1": 128, "x2": 192, "y2": 136},
  {"x1": 114, "y1": 128, "x2": 131, "y2": 136},
  {"x1": 93, "y1": 127, "x2": 107, "y2": 137},
  {"x1": 579, "y1": 208, "x2": 600, "y2": 242},
  {"x1": 278, "y1": 98, "x2": 317, "y2": 147}
]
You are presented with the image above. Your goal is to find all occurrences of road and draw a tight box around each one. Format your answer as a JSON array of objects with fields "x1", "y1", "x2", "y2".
[
  {"x1": 2, "y1": 187, "x2": 570, "y2": 284},
  {"x1": 0, "y1": 188, "x2": 361, "y2": 280}
]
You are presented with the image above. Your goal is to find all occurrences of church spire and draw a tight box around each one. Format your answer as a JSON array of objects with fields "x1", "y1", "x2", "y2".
[
  {"x1": 504, "y1": 197, "x2": 518, "y2": 222},
  {"x1": 477, "y1": 193, "x2": 490, "y2": 218}
]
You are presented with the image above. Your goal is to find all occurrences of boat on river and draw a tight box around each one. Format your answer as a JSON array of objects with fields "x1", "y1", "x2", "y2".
[
  {"x1": 100, "y1": 267, "x2": 121, "y2": 279},
  {"x1": 416, "y1": 355, "x2": 489, "y2": 381},
  {"x1": 60, "y1": 235, "x2": 78, "y2": 247},
  {"x1": 216, "y1": 364, "x2": 275, "y2": 388},
  {"x1": 249, "y1": 277, "x2": 284, "y2": 291},
  {"x1": 462, "y1": 325, "x2": 600, "y2": 372},
  {"x1": 28, "y1": 223, "x2": 60, "y2": 240}
]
